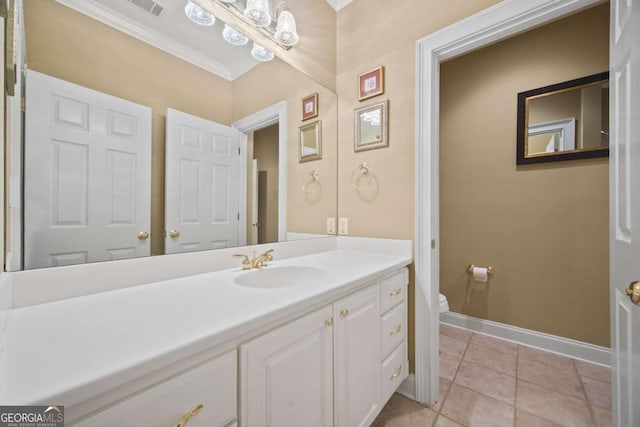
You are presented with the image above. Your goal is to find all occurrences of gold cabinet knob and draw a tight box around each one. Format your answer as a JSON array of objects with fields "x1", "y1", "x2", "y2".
[
  {"x1": 325, "y1": 317, "x2": 334, "y2": 327},
  {"x1": 137, "y1": 231, "x2": 149, "y2": 240},
  {"x1": 340, "y1": 309, "x2": 349, "y2": 318},
  {"x1": 627, "y1": 281, "x2": 640, "y2": 305},
  {"x1": 174, "y1": 404, "x2": 203, "y2": 427},
  {"x1": 169, "y1": 229, "x2": 181, "y2": 239}
]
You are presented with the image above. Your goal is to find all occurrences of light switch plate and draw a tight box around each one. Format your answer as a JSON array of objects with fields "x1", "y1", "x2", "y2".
[
  {"x1": 326, "y1": 217, "x2": 336, "y2": 234},
  {"x1": 339, "y1": 217, "x2": 349, "y2": 235}
]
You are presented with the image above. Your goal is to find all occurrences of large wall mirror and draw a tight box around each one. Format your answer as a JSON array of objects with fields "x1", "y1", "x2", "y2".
[
  {"x1": 516, "y1": 71, "x2": 609, "y2": 165},
  {"x1": 4, "y1": 0, "x2": 338, "y2": 270}
]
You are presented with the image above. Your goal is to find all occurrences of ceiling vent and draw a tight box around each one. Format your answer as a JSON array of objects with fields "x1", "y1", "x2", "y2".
[{"x1": 128, "y1": 0, "x2": 164, "y2": 17}]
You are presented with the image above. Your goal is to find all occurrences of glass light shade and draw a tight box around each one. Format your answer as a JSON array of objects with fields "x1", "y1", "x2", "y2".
[
  {"x1": 184, "y1": 0, "x2": 215, "y2": 26},
  {"x1": 222, "y1": 24, "x2": 249, "y2": 46},
  {"x1": 244, "y1": 0, "x2": 271, "y2": 27},
  {"x1": 219, "y1": 0, "x2": 236, "y2": 2},
  {"x1": 275, "y1": 10, "x2": 299, "y2": 46},
  {"x1": 251, "y1": 42, "x2": 274, "y2": 62}
]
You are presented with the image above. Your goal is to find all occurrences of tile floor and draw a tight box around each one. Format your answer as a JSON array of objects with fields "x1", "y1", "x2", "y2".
[{"x1": 372, "y1": 324, "x2": 612, "y2": 427}]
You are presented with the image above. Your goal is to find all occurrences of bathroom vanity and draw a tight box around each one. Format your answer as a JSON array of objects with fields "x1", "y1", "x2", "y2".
[{"x1": 0, "y1": 237, "x2": 412, "y2": 426}]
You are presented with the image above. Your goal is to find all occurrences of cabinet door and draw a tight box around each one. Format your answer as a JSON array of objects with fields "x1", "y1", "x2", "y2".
[
  {"x1": 240, "y1": 306, "x2": 334, "y2": 427},
  {"x1": 334, "y1": 285, "x2": 381, "y2": 427}
]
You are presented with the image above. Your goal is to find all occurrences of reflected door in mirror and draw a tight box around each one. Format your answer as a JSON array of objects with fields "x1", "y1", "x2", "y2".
[
  {"x1": 24, "y1": 71, "x2": 152, "y2": 269},
  {"x1": 165, "y1": 108, "x2": 244, "y2": 254}
]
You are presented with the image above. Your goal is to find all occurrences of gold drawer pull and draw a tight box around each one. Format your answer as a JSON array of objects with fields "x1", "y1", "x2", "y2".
[
  {"x1": 174, "y1": 404, "x2": 204, "y2": 427},
  {"x1": 340, "y1": 309, "x2": 349, "y2": 318},
  {"x1": 389, "y1": 365, "x2": 402, "y2": 380},
  {"x1": 389, "y1": 324, "x2": 402, "y2": 336},
  {"x1": 388, "y1": 288, "x2": 402, "y2": 297},
  {"x1": 325, "y1": 317, "x2": 334, "y2": 326}
]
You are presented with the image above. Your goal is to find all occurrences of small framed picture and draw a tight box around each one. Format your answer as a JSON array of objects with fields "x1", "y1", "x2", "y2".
[
  {"x1": 301, "y1": 93, "x2": 318, "y2": 121},
  {"x1": 358, "y1": 66, "x2": 384, "y2": 101}
]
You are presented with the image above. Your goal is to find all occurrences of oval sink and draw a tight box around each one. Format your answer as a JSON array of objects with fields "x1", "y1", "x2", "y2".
[{"x1": 233, "y1": 266, "x2": 328, "y2": 289}]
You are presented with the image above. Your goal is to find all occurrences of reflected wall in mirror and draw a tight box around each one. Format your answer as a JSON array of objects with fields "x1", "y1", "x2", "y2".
[
  {"x1": 516, "y1": 71, "x2": 609, "y2": 165},
  {"x1": 354, "y1": 99, "x2": 388, "y2": 152},
  {"x1": 299, "y1": 120, "x2": 322, "y2": 162},
  {"x1": 6, "y1": 0, "x2": 337, "y2": 270}
]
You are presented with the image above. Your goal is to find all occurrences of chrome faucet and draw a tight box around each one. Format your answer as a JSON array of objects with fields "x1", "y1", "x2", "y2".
[{"x1": 234, "y1": 249, "x2": 274, "y2": 270}]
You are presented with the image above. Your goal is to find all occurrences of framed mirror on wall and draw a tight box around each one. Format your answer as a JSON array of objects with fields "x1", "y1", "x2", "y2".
[
  {"x1": 516, "y1": 71, "x2": 609, "y2": 165},
  {"x1": 298, "y1": 120, "x2": 322, "y2": 162}
]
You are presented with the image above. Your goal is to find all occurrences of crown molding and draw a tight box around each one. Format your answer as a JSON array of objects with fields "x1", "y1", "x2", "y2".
[
  {"x1": 325, "y1": 0, "x2": 354, "y2": 12},
  {"x1": 55, "y1": 0, "x2": 234, "y2": 81}
]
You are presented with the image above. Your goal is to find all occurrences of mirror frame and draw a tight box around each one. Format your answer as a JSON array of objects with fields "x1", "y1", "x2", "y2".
[
  {"x1": 516, "y1": 71, "x2": 609, "y2": 165},
  {"x1": 298, "y1": 120, "x2": 322, "y2": 162},
  {"x1": 354, "y1": 99, "x2": 388, "y2": 152}
]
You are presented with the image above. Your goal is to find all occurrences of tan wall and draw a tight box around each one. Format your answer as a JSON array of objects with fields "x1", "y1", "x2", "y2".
[
  {"x1": 336, "y1": 0, "x2": 501, "y2": 371},
  {"x1": 439, "y1": 5, "x2": 610, "y2": 346},
  {"x1": 24, "y1": 0, "x2": 233, "y2": 256},
  {"x1": 254, "y1": 124, "x2": 280, "y2": 243},
  {"x1": 233, "y1": 59, "x2": 338, "y2": 236}
]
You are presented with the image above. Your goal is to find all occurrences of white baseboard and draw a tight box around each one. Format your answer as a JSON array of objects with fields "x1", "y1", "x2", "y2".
[
  {"x1": 396, "y1": 373, "x2": 416, "y2": 401},
  {"x1": 440, "y1": 312, "x2": 611, "y2": 367}
]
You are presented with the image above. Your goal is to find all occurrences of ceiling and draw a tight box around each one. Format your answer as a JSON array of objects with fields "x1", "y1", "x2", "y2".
[{"x1": 55, "y1": 0, "x2": 351, "y2": 81}]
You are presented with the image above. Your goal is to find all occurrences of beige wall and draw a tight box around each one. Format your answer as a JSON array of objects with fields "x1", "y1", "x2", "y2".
[
  {"x1": 25, "y1": 0, "x2": 233, "y2": 256},
  {"x1": 336, "y1": 0, "x2": 501, "y2": 371},
  {"x1": 233, "y1": 59, "x2": 338, "y2": 236},
  {"x1": 439, "y1": 5, "x2": 610, "y2": 346},
  {"x1": 254, "y1": 124, "x2": 280, "y2": 243}
]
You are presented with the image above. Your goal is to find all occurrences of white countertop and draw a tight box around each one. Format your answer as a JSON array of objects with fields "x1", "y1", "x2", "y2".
[{"x1": 1, "y1": 245, "x2": 411, "y2": 410}]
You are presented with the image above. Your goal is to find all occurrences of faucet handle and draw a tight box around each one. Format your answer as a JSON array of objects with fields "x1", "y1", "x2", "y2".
[
  {"x1": 233, "y1": 254, "x2": 252, "y2": 270},
  {"x1": 263, "y1": 249, "x2": 274, "y2": 261}
]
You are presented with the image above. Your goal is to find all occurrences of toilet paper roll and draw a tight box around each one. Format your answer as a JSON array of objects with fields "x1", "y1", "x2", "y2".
[{"x1": 472, "y1": 267, "x2": 489, "y2": 283}]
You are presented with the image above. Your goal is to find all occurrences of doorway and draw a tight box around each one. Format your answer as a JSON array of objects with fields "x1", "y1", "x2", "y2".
[{"x1": 250, "y1": 124, "x2": 280, "y2": 245}]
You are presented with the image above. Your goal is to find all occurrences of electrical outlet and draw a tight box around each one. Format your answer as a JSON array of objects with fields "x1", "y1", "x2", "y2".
[
  {"x1": 326, "y1": 217, "x2": 336, "y2": 234},
  {"x1": 338, "y1": 217, "x2": 349, "y2": 235}
]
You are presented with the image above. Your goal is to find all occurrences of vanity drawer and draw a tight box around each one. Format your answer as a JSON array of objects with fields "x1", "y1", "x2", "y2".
[
  {"x1": 381, "y1": 344, "x2": 407, "y2": 404},
  {"x1": 381, "y1": 303, "x2": 405, "y2": 360},
  {"x1": 73, "y1": 350, "x2": 237, "y2": 427},
  {"x1": 381, "y1": 270, "x2": 407, "y2": 313}
]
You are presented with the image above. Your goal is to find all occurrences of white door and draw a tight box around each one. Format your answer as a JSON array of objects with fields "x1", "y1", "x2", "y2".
[
  {"x1": 252, "y1": 158, "x2": 259, "y2": 244},
  {"x1": 240, "y1": 306, "x2": 334, "y2": 427},
  {"x1": 24, "y1": 70, "x2": 151, "y2": 269},
  {"x1": 334, "y1": 285, "x2": 381, "y2": 427},
  {"x1": 165, "y1": 108, "x2": 243, "y2": 254},
  {"x1": 610, "y1": 0, "x2": 640, "y2": 426}
]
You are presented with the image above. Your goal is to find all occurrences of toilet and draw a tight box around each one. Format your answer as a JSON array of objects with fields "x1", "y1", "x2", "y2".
[{"x1": 439, "y1": 293, "x2": 450, "y2": 313}]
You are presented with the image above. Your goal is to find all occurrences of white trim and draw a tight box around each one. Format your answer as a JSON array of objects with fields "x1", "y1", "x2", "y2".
[
  {"x1": 528, "y1": 117, "x2": 577, "y2": 151},
  {"x1": 441, "y1": 312, "x2": 611, "y2": 367},
  {"x1": 238, "y1": 132, "x2": 248, "y2": 247},
  {"x1": 232, "y1": 101, "x2": 288, "y2": 242},
  {"x1": 396, "y1": 374, "x2": 416, "y2": 401},
  {"x1": 415, "y1": 0, "x2": 604, "y2": 405},
  {"x1": 324, "y1": 0, "x2": 354, "y2": 12},
  {"x1": 55, "y1": 0, "x2": 235, "y2": 81}
]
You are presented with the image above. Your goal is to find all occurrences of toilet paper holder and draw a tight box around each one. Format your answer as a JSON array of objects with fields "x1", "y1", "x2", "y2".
[{"x1": 467, "y1": 265, "x2": 494, "y2": 276}]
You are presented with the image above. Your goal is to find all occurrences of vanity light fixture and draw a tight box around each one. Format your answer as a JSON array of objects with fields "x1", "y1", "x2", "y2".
[
  {"x1": 244, "y1": 0, "x2": 272, "y2": 27},
  {"x1": 274, "y1": 7, "x2": 298, "y2": 46},
  {"x1": 251, "y1": 42, "x2": 274, "y2": 61},
  {"x1": 209, "y1": 0, "x2": 300, "y2": 49},
  {"x1": 184, "y1": 0, "x2": 216, "y2": 26},
  {"x1": 222, "y1": 24, "x2": 249, "y2": 46}
]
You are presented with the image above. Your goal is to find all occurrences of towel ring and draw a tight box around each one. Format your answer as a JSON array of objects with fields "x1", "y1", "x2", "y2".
[
  {"x1": 302, "y1": 170, "x2": 321, "y2": 194},
  {"x1": 351, "y1": 162, "x2": 374, "y2": 190}
]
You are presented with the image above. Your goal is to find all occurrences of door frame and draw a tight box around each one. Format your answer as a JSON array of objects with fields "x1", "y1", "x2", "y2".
[
  {"x1": 232, "y1": 101, "x2": 288, "y2": 243},
  {"x1": 414, "y1": 0, "x2": 604, "y2": 404}
]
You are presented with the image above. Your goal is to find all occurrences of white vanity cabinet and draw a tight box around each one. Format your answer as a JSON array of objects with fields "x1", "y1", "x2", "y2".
[
  {"x1": 241, "y1": 268, "x2": 408, "y2": 427},
  {"x1": 73, "y1": 350, "x2": 237, "y2": 427}
]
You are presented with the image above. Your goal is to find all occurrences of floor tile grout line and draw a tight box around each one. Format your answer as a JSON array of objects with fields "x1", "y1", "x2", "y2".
[{"x1": 433, "y1": 331, "x2": 472, "y2": 426}]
